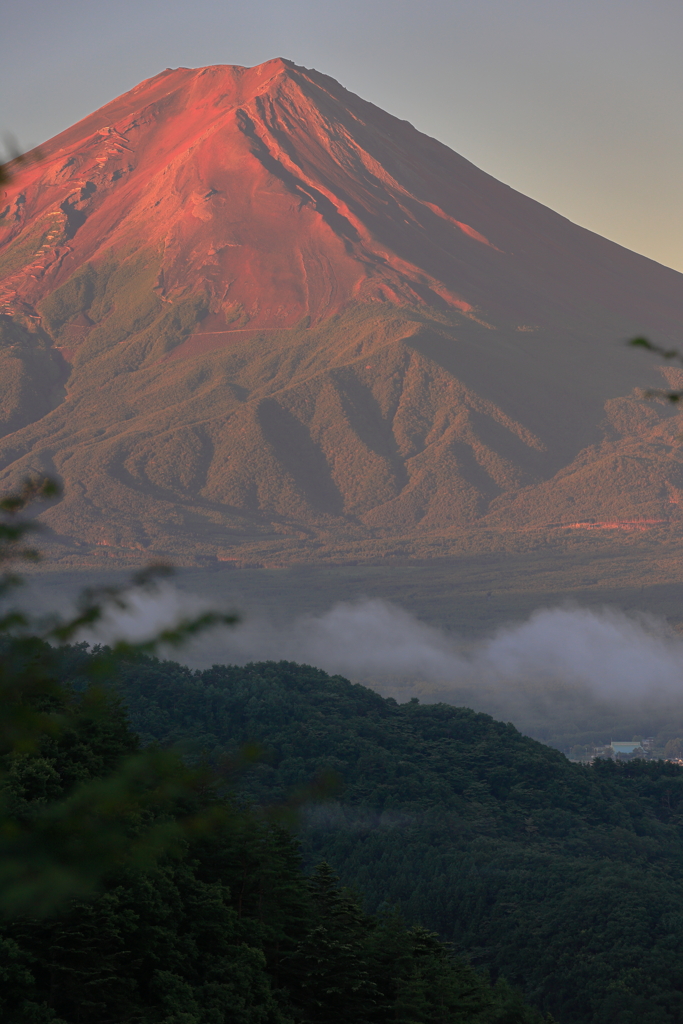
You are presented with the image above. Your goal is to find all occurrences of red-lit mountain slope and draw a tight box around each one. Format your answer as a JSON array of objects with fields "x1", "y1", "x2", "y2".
[{"x1": 1, "y1": 58, "x2": 683, "y2": 567}]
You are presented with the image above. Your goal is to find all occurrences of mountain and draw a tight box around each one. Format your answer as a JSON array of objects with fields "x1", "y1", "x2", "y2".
[{"x1": 1, "y1": 57, "x2": 683, "y2": 568}]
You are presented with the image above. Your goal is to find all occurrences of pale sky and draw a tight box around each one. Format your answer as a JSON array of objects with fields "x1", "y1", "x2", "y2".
[{"x1": 3, "y1": 0, "x2": 683, "y2": 271}]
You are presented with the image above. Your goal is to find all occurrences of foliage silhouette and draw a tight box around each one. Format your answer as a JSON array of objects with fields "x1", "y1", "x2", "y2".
[{"x1": 0, "y1": 477, "x2": 238, "y2": 916}]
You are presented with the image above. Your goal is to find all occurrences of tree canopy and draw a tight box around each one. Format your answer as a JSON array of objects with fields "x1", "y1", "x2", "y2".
[
  {"x1": 96, "y1": 653, "x2": 683, "y2": 1024},
  {"x1": 0, "y1": 641, "x2": 546, "y2": 1024}
]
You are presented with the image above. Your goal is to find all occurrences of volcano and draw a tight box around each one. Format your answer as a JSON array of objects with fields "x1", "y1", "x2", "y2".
[{"x1": 1, "y1": 58, "x2": 683, "y2": 568}]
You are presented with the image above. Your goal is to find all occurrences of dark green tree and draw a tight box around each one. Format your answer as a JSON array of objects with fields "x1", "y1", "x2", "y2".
[{"x1": 285, "y1": 862, "x2": 378, "y2": 1023}]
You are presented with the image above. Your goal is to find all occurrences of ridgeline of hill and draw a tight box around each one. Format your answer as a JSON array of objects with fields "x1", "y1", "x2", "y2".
[{"x1": 100, "y1": 653, "x2": 683, "y2": 1024}]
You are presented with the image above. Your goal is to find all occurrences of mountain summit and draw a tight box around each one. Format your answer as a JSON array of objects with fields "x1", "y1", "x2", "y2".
[{"x1": 1, "y1": 59, "x2": 683, "y2": 567}]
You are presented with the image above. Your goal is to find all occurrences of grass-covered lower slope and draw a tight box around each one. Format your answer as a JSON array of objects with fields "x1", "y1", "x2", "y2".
[
  {"x1": 3, "y1": 289, "x2": 683, "y2": 572},
  {"x1": 0, "y1": 642, "x2": 542, "y2": 1024},
  {"x1": 112, "y1": 655, "x2": 683, "y2": 1024}
]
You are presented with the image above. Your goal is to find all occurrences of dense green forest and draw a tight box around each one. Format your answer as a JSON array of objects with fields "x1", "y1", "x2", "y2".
[
  {"x1": 94, "y1": 652, "x2": 683, "y2": 1024},
  {"x1": 7, "y1": 638, "x2": 683, "y2": 1022},
  {"x1": 0, "y1": 640, "x2": 546, "y2": 1024}
]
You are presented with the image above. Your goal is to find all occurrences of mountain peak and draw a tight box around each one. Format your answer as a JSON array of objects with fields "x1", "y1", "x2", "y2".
[
  {"x1": 5, "y1": 57, "x2": 680, "y2": 338},
  {"x1": 0, "y1": 57, "x2": 509, "y2": 330},
  {"x1": 151, "y1": 56, "x2": 300, "y2": 95}
]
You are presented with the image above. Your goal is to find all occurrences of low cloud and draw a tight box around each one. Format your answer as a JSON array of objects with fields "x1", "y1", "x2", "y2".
[
  {"x1": 77, "y1": 582, "x2": 683, "y2": 700},
  {"x1": 76, "y1": 581, "x2": 212, "y2": 649},
  {"x1": 478, "y1": 604, "x2": 682, "y2": 697}
]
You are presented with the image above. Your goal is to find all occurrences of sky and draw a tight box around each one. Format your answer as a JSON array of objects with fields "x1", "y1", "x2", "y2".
[{"x1": 3, "y1": 0, "x2": 683, "y2": 271}]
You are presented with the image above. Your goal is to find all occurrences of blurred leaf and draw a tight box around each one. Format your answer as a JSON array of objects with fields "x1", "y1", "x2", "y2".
[
  {"x1": 0, "y1": 136, "x2": 43, "y2": 185},
  {"x1": 629, "y1": 336, "x2": 681, "y2": 360},
  {"x1": 629, "y1": 337, "x2": 683, "y2": 404}
]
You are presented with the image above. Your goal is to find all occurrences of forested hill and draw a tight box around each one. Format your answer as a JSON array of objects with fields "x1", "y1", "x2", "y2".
[
  {"x1": 1, "y1": 640, "x2": 545, "y2": 1024},
  {"x1": 105, "y1": 654, "x2": 683, "y2": 1024}
]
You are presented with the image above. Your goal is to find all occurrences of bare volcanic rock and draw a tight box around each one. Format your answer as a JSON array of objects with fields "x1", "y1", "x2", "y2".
[{"x1": 1, "y1": 58, "x2": 683, "y2": 566}]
